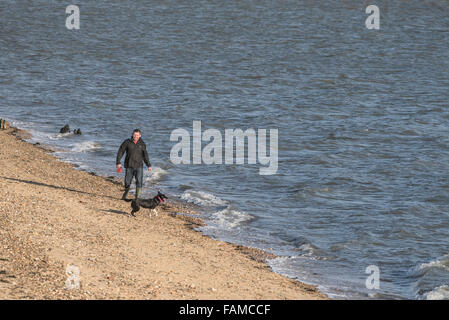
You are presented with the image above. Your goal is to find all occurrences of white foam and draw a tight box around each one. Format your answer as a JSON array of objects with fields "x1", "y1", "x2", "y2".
[
  {"x1": 71, "y1": 141, "x2": 102, "y2": 152},
  {"x1": 419, "y1": 255, "x2": 449, "y2": 272},
  {"x1": 267, "y1": 256, "x2": 299, "y2": 278},
  {"x1": 425, "y1": 285, "x2": 449, "y2": 300},
  {"x1": 298, "y1": 243, "x2": 318, "y2": 257},
  {"x1": 144, "y1": 167, "x2": 168, "y2": 183},
  {"x1": 269, "y1": 256, "x2": 291, "y2": 265},
  {"x1": 7, "y1": 120, "x2": 53, "y2": 143},
  {"x1": 210, "y1": 207, "x2": 254, "y2": 229},
  {"x1": 181, "y1": 190, "x2": 228, "y2": 206},
  {"x1": 52, "y1": 132, "x2": 72, "y2": 139}
]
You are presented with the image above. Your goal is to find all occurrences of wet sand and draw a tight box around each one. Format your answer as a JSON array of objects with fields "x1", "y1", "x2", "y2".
[{"x1": 0, "y1": 124, "x2": 328, "y2": 299}]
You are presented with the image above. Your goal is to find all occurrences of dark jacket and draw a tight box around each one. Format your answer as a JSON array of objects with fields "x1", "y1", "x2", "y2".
[{"x1": 116, "y1": 138, "x2": 151, "y2": 169}]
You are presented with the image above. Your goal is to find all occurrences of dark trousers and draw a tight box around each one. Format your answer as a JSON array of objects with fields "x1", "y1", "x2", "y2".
[{"x1": 124, "y1": 167, "x2": 143, "y2": 189}]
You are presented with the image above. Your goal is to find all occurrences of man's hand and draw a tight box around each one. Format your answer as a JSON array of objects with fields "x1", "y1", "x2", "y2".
[{"x1": 148, "y1": 167, "x2": 152, "y2": 172}]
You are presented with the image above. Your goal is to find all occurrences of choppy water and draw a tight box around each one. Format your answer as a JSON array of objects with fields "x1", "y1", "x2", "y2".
[{"x1": 1, "y1": 0, "x2": 449, "y2": 299}]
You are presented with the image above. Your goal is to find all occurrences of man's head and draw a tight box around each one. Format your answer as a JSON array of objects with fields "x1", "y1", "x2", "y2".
[{"x1": 132, "y1": 129, "x2": 141, "y2": 142}]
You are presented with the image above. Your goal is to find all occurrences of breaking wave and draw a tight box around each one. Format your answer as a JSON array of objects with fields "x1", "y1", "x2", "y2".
[
  {"x1": 419, "y1": 255, "x2": 449, "y2": 273},
  {"x1": 181, "y1": 190, "x2": 253, "y2": 229},
  {"x1": 71, "y1": 141, "x2": 102, "y2": 152},
  {"x1": 144, "y1": 166, "x2": 168, "y2": 184},
  {"x1": 209, "y1": 207, "x2": 254, "y2": 229},
  {"x1": 181, "y1": 190, "x2": 228, "y2": 206},
  {"x1": 424, "y1": 285, "x2": 449, "y2": 300}
]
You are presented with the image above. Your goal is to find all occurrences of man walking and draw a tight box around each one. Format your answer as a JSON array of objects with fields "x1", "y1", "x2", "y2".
[{"x1": 116, "y1": 129, "x2": 152, "y2": 200}]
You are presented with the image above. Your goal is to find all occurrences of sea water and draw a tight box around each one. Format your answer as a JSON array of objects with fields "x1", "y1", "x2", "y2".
[{"x1": 1, "y1": 0, "x2": 448, "y2": 299}]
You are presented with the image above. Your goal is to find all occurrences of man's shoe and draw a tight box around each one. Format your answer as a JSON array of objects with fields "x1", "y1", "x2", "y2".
[{"x1": 122, "y1": 187, "x2": 130, "y2": 200}]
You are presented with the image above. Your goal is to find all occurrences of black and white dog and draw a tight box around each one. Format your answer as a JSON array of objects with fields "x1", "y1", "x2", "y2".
[{"x1": 131, "y1": 191, "x2": 167, "y2": 217}]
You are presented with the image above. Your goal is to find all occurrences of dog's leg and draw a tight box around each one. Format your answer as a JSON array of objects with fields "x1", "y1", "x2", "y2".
[{"x1": 150, "y1": 208, "x2": 158, "y2": 218}]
